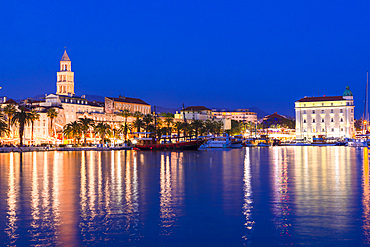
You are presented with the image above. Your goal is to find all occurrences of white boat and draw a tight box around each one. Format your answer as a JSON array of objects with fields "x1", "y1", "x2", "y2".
[
  {"x1": 257, "y1": 142, "x2": 271, "y2": 147},
  {"x1": 200, "y1": 134, "x2": 231, "y2": 148},
  {"x1": 347, "y1": 139, "x2": 368, "y2": 147},
  {"x1": 230, "y1": 136, "x2": 243, "y2": 148}
]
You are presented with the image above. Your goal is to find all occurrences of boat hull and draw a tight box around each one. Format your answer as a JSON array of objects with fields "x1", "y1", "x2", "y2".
[{"x1": 134, "y1": 140, "x2": 204, "y2": 151}]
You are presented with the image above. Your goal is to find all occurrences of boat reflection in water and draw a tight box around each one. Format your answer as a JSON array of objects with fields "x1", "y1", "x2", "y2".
[{"x1": 0, "y1": 148, "x2": 368, "y2": 245}]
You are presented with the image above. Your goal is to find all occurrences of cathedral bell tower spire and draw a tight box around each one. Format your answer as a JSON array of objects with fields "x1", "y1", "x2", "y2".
[{"x1": 56, "y1": 49, "x2": 75, "y2": 96}]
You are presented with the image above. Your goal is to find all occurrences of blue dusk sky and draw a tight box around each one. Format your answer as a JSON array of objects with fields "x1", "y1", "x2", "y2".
[{"x1": 0, "y1": 0, "x2": 369, "y2": 117}]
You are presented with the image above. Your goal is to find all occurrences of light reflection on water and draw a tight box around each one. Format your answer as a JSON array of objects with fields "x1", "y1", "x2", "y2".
[
  {"x1": 0, "y1": 147, "x2": 367, "y2": 245},
  {"x1": 242, "y1": 148, "x2": 254, "y2": 241},
  {"x1": 272, "y1": 147, "x2": 292, "y2": 244},
  {"x1": 363, "y1": 147, "x2": 370, "y2": 244}
]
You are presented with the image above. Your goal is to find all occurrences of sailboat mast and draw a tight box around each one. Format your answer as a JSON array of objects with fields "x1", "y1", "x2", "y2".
[{"x1": 364, "y1": 72, "x2": 369, "y2": 134}]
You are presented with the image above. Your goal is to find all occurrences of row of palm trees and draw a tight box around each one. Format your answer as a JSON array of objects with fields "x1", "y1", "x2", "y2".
[
  {"x1": 62, "y1": 111, "x2": 224, "y2": 145},
  {"x1": 0, "y1": 105, "x2": 59, "y2": 146},
  {"x1": 0, "y1": 104, "x2": 225, "y2": 146}
]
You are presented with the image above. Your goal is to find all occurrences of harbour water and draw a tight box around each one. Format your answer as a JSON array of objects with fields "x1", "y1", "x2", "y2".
[{"x1": 0, "y1": 147, "x2": 369, "y2": 246}]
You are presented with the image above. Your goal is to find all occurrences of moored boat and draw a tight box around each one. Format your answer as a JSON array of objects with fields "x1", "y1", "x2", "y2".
[
  {"x1": 311, "y1": 135, "x2": 337, "y2": 146},
  {"x1": 200, "y1": 134, "x2": 232, "y2": 149},
  {"x1": 133, "y1": 138, "x2": 204, "y2": 151}
]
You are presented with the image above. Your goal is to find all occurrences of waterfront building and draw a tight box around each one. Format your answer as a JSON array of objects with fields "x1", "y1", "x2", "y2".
[
  {"x1": 212, "y1": 109, "x2": 257, "y2": 123},
  {"x1": 295, "y1": 86, "x2": 355, "y2": 140},
  {"x1": 177, "y1": 106, "x2": 213, "y2": 121},
  {"x1": 174, "y1": 106, "x2": 231, "y2": 130},
  {"x1": 105, "y1": 96, "x2": 151, "y2": 115}
]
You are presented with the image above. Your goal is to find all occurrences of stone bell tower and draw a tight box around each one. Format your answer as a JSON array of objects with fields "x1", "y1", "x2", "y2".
[{"x1": 56, "y1": 50, "x2": 75, "y2": 96}]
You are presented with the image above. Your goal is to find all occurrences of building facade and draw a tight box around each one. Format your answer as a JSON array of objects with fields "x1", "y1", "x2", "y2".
[
  {"x1": 105, "y1": 96, "x2": 151, "y2": 115},
  {"x1": 212, "y1": 109, "x2": 257, "y2": 123},
  {"x1": 295, "y1": 86, "x2": 355, "y2": 140},
  {"x1": 176, "y1": 106, "x2": 213, "y2": 121}
]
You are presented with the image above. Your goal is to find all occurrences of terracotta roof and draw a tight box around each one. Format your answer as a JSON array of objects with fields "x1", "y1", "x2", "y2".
[
  {"x1": 296, "y1": 96, "x2": 344, "y2": 102},
  {"x1": 61, "y1": 50, "x2": 70, "y2": 61},
  {"x1": 263, "y1": 112, "x2": 287, "y2": 120},
  {"x1": 108, "y1": 96, "x2": 150, "y2": 106},
  {"x1": 3, "y1": 98, "x2": 17, "y2": 104},
  {"x1": 182, "y1": 106, "x2": 211, "y2": 111}
]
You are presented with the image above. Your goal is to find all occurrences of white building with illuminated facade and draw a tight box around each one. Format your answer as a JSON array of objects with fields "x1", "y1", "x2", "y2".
[{"x1": 295, "y1": 86, "x2": 355, "y2": 140}]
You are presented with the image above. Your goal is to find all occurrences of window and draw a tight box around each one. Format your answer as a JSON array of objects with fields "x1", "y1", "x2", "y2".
[
  {"x1": 331, "y1": 128, "x2": 334, "y2": 132},
  {"x1": 304, "y1": 104, "x2": 306, "y2": 107},
  {"x1": 331, "y1": 118, "x2": 334, "y2": 122},
  {"x1": 313, "y1": 119, "x2": 316, "y2": 123},
  {"x1": 313, "y1": 128, "x2": 316, "y2": 132},
  {"x1": 312, "y1": 110, "x2": 315, "y2": 114},
  {"x1": 340, "y1": 109, "x2": 343, "y2": 113},
  {"x1": 321, "y1": 110, "x2": 324, "y2": 113},
  {"x1": 303, "y1": 110, "x2": 306, "y2": 114},
  {"x1": 303, "y1": 119, "x2": 306, "y2": 123},
  {"x1": 331, "y1": 109, "x2": 334, "y2": 113},
  {"x1": 322, "y1": 103, "x2": 324, "y2": 106},
  {"x1": 322, "y1": 119, "x2": 324, "y2": 123},
  {"x1": 351, "y1": 109, "x2": 354, "y2": 113},
  {"x1": 322, "y1": 128, "x2": 325, "y2": 132},
  {"x1": 331, "y1": 103, "x2": 333, "y2": 106},
  {"x1": 341, "y1": 128, "x2": 344, "y2": 131},
  {"x1": 340, "y1": 118, "x2": 343, "y2": 122}
]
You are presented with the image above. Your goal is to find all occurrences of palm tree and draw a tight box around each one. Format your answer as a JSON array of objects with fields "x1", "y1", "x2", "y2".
[
  {"x1": 3, "y1": 104, "x2": 16, "y2": 137},
  {"x1": 47, "y1": 108, "x2": 58, "y2": 137},
  {"x1": 78, "y1": 117, "x2": 95, "y2": 145},
  {"x1": 94, "y1": 122, "x2": 111, "y2": 144},
  {"x1": 119, "y1": 123, "x2": 131, "y2": 141},
  {"x1": 11, "y1": 107, "x2": 33, "y2": 146},
  {"x1": 0, "y1": 120, "x2": 9, "y2": 137},
  {"x1": 120, "y1": 109, "x2": 131, "y2": 123},
  {"x1": 29, "y1": 110, "x2": 40, "y2": 143},
  {"x1": 143, "y1": 114, "x2": 153, "y2": 137},
  {"x1": 191, "y1": 120, "x2": 204, "y2": 139},
  {"x1": 0, "y1": 112, "x2": 9, "y2": 137},
  {"x1": 133, "y1": 111, "x2": 143, "y2": 120},
  {"x1": 174, "y1": 121, "x2": 183, "y2": 141},
  {"x1": 162, "y1": 113, "x2": 174, "y2": 136},
  {"x1": 133, "y1": 118, "x2": 144, "y2": 133},
  {"x1": 63, "y1": 121, "x2": 82, "y2": 144}
]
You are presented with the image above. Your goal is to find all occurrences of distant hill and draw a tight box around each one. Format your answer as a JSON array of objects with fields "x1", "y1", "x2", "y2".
[
  {"x1": 154, "y1": 106, "x2": 179, "y2": 114},
  {"x1": 247, "y1": 107, "x2": 270, "y2": 119},
  {"x1": 84, "y1": 94, "x2": 105, "y2": 102}
]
